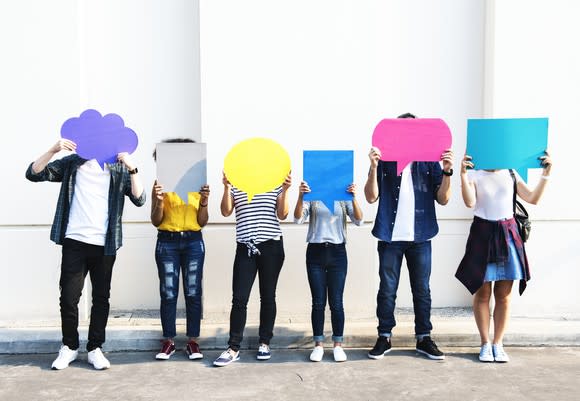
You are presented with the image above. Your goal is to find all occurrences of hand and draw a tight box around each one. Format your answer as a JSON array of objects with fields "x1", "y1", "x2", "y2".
[
  {"x1": 461, "y1": 154, "x2": 474, "y2": 174},
  {"x1": 281, "y1": 173, "x2": 292, "y2": 191},
  {"x1": 368, "y1": 147, "x2": 381, "y2": 168},
  {"x1": 441, "y1": 148, "x2": 454, "y2": 173},
  {"x1": 298, "y1": 181, "x2": 311, "y2": 194},
  {"x1": 153, "y1": 180, "x2": 164, "y2": 202},
  {"x1": 347, "y1": 183, "x2": 357, "y2": 196},
  {"x1": 49, "y1": 139, "x2": 76, "y2": 154},
  {"x1": 199, "y1": 184, "x2": 210, "y2": 202},
  {"x1": 117, "y1": 152, "x2": 136, "y2": 171},
  {"x1": 539, "y1": 150, "x2": 552, "y2": 175},
  {"x1": 222, "y1": 171, "x2": 232, "y2": 189}
]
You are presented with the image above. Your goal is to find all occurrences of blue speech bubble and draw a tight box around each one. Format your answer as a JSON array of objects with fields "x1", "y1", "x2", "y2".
[
  {"x1": 61, "y1": 109, "x2": 138, "y2": 169},
  {"x1": 303, "y1": 150, "x2": 353, "y2": 211},
  {"x1": 174, "y1": 159, "x2": 207, "y2": 203},
  {"x1": 466, "y1": 118, "x2": 548, "y2": 182}
]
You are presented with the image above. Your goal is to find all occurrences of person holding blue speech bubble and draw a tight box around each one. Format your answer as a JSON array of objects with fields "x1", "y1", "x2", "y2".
[
  {"x1": 294, "y1": 181, "x2": 363, "y2": 362},
  {"x1": 151, "y1": 138, "x2": 210, "y2": 361},
  {"x1": 213, "y1": 170, "x2": 292, "y2": 367},
  {"x1": 364, "y1": 112, "x2": 454, "y2": 361},
  {"x1": 456, "y1": 151, "x2": 552, "y2": 363},
  {"x1": 26, "y1": 138, "x2": 145, "y2": 370}
]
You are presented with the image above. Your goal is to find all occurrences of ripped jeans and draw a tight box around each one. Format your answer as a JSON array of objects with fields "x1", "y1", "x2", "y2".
[{"x1": 155, "y1": 231, "x2": 205, "y2": 338}]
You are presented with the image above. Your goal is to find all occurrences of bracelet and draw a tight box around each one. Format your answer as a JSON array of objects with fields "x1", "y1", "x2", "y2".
[
  {"x1": 199, "y1": 203, "x2": 208, "y2": 207},
  {"x1": 541, "y1": 175, "x2": 550, "y2": 180},
  {"x1": 442, "y1": 168, "x2": 453, "y2": 176}
]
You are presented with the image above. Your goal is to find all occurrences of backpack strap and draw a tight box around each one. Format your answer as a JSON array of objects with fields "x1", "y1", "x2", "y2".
[{"x1": 508, "y1": 169, "x2": 517, "y2": 216}]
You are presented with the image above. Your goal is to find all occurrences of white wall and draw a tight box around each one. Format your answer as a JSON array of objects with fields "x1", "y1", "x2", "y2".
[{"x1": 1, "y1": 0, "x2": 577, "y2": 323}]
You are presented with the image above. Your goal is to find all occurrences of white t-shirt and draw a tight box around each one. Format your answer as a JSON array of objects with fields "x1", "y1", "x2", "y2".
[
  {"x1": 65, "y1": 159, "x2": 111, "y2": 246},
  {"x1": 468, "y1": 169, "x2": 521, "y2": 221},
  {"x1": 391, "y1": 164, "x2": 415, "y2": 241}
]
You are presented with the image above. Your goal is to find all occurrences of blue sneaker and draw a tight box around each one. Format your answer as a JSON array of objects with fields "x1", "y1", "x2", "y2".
[
  {"x1": 257, "y1": 344, "x2": 271, "y2": 360},
  {"x1": 213, "y1": 349, "x2": 240, "y2": 367}
]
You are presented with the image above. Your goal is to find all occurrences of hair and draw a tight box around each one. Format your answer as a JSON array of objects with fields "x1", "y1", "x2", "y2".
[
  {"x1": 152, "y1": 138, "x2": 196, "y2": 160},
  {"x1": 397, "y1": 112, "x2": 416, "y2": 119}
]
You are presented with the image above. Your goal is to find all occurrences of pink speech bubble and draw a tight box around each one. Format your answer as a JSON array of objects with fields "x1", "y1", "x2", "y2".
[{"x1": 372, "y1": 118, "x2": 452, "y2": 175}]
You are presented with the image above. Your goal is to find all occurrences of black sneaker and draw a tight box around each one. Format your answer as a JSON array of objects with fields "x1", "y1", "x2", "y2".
[
  {"x1": 416, "y1": 336, "x2": 445, "y2": 360},
  {"x1": 368, "y1": 336, "x2": 392, "y2": 359}
]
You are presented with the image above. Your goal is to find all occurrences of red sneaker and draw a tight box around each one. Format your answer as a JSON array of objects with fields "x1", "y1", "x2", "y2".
[
  {"x1": 186, "y1": 340, "x2": 203, "y2": 360},
  {"x1": 155, "y1": 340, "x2": 175, "y2": 360}
]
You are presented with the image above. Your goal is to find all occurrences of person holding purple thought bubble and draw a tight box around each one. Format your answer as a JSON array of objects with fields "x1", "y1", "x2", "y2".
[
  {"x1": 213, "y1": 168, "x2": 292, "y2": 367},
  {"x1": 364, "y1": 112, "x2": 453, "y2": 361},
  {"x1": 150, "y1": 138, "x2": 210, "y2": 362},
  {"x1": 455, "y1": 151, "x2": 552, "y2": 363},
  {"x1": 294, "y1": 181, "x2": 363, "y2": 362},
  {"x1": 25, "y1": 117, "x2": 145, "y2": 371}
]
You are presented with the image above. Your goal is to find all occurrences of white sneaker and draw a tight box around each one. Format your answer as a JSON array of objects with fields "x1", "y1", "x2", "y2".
[
  {"x1": 309, "y1": 346, "x2": 324, "y2": 362},
  {"x1": 88, "y1": 348, "x2": 111, "y2": 370},
  {"x1": 51, "y1": 345, "x2": 78, "y2": 370},
  {"x1": 478, "y1": 343, "x2": 494, "y2": 362},
  {"x1": 492, "y1": 343, "x2": 510, "y2": 363},
  {"x1": 333, "y1": 346, "x2": 347, "y2": 362}
]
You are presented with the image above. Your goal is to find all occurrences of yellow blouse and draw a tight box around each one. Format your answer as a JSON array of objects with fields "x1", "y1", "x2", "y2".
[{"x1": 157, "y1": 192, "x2": 203, "y2": 232}]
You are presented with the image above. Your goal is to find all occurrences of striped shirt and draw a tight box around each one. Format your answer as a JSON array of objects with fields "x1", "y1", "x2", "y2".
[{"x1": 232, "y1": 186, "x2": 283, "y2": 245}]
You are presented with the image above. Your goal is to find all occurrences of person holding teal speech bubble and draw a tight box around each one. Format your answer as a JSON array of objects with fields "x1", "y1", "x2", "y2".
[
  {"x1": 456, "y1": 151, "x2": 552, "y2": 363},
  {"x1": 151, "y1": 138, "x2": 210, "y2": 362},
  {"x1": 294, "y1": 180, "x2": 363, "y2": 362},
  {"x1": 213, "y1": 162, "x2": 292, "y2": 367},
  {"x1": 365, "y1": 112, "x2": 453, "y2": 361}
]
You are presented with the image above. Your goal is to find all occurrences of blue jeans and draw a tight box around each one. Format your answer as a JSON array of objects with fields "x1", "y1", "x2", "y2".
[
  {"x1": 376, "y1": 240, "x2": 433, "y2": 336},
  {"x1": 306, "y1": 243, "x2": 347, "y2": 343},
  {"x1": 155, "y1": 231, "x2": 205, "y2": 338}
]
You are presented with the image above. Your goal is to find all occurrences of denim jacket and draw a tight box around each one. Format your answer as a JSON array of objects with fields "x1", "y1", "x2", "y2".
[
  {"x1": 371, "y1": 161, "x2": 442, "y2": 243},
  {"x1": 26, "y1": 154, "x2": 146, "y2": 255}
]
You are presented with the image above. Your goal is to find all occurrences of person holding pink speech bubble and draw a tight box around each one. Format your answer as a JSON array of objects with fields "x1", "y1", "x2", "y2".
[
  {"x1": 213, "y1": 170, "x2": 292, "y2": 367},
  {"x1": 150, "y1": 138, "x2": 210, "y2": 362},
  {"x1": 294, "y1": 181, "x2": 363, "y2": 362},
  {"x1": 456, "y1": 151, "x2": 552, "y2": 363},
  {"x1": 364, "y1": 113, "x2": 454, "y2": 361},
  {"x1": 25, "y1": 138, "x2": 145, "y2": 370}
]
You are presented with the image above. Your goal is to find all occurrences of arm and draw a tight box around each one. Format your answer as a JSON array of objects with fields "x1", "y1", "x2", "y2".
[
  {"x1": 26, "y1": 139, "x2": 77, "y2": 182},
  {"x1": 364, "y1": 147, "x2": 381, "y2": 204},
  {"x1": 31, "y1": 139, "x2": 77, "y2": 174},
  {"x1": 220, "y1": 172, "x2": 234, "y2": 217},
  {"x1": 347, "y1": 183, "x2": 364, "y2": 224},
  {"x1": 460, "y1": 154, "x2": 476, "y2": 208},
  {"x1": 435, "y1": 148, "x2": 453, "y2": 205},
  {"x1": 293, "y1": 181, "x2": 310, "y2": 222},
  {"x1": 117, "y1": 152, "x2": 145, "y2": 201},
  {"x1": 276, "y1": 173, "x2": 292, "y2": 220},
  {"x1": 197, "y1": 185, "x2": 210, "y2": 227},
  {"x1": 150, "y1": 181, "x2": 165, "y2": 227},
  {"x1": 515, "y1": 151, "x2": 552, "y2": 205}
]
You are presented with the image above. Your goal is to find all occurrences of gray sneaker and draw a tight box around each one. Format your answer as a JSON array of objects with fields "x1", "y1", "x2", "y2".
[{"x1": 213, "y1": 349, "x2": 240, "y2": 367}]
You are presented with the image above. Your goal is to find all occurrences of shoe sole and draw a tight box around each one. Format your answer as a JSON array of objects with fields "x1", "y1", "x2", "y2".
[
  {"x1": 367, "y1": 349, "x2": 392, "y2": 360},
  {"x1": 155, "y1": 350, "x2": 175, "y2": 360},
  {"x1": 416, "y1": 349, "x2": 445, "y2": 360},
  {"x1": 213, "y1": 356, "x2": 240, "y2": 367},
  {"x1": 188, "y1": 353, "x2": 203, "y2": 360},
  {"x1": 257, "y1": 355, "x2": 271, "y2": 360}
]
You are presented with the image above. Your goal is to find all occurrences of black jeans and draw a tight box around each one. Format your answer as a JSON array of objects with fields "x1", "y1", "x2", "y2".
[
  {"x1": 228, "y1": 238, "x2": 285, "y2": 351},
  {"x1": 60, "y1": 238, "x2": 116, "y2": 351}
]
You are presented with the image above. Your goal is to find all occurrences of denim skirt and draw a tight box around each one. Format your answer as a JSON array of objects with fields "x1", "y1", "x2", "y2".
[{"x1": 484, "y1": 232, "x2": 524, "y2": 282}]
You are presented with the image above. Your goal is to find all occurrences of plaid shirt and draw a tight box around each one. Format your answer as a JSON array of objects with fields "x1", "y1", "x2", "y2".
[
  {"x1": 26, "y1": 154, "x2": 146, "y2": 255},
  {"x1": 455, "y1": 216, "x2": 530, "y2": 295}
]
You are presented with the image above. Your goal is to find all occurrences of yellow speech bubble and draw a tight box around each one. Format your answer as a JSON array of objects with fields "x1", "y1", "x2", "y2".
[{"x1": 224, "y1": 137, "x2": 291, "y2": 202}]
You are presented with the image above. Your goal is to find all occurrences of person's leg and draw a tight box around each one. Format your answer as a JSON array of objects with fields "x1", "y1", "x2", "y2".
[
  {"x1": 86, "y1": 245, "x2": 116, "y2": 352},
  {"x1": 376, "y1": 241, "x2": 405, "y2": 336},
  {"x1": 473, "y1": 282, "x2": 492, "y2": 344},
  {"x1": 59, "y1": 239, "x2": 90, "y2": 351},
  {"x1": 155, "y1": 239, "x2": 181, "y2": 341},
  {"x1": 405, "y1": 241, "x2": 433, "y2": 337},
  {"x1": 256, "y1": 239, "x2": 285, "y2": 346},
  {"x1": 182, "y1": 237, "x2": 205, "y2": 340},
  {"x1": 327, "y1": 245, "x2": 347, "y2": 346},
  {"x1": 492, "y1": 280, "x2": 514, "y2": 345},
  {"x1": 228, "y1": 243, "x2": 258, "y2": 351},
  {"x1": 306, "y1": 244, "x2": 327, "y2": 346}
]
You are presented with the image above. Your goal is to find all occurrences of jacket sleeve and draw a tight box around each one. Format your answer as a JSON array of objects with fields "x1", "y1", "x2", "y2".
[
  {"x1": 123, "y1": 171, "x2": 146, "y2": 207},
  {"x1": 25, "y1": 158, "x2": 66, "y2": 183}
]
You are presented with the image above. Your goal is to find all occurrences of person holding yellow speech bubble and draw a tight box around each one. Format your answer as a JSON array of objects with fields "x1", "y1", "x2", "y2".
[{"x1": 214, "y1": 138, "x2": 292, "y2": 367}]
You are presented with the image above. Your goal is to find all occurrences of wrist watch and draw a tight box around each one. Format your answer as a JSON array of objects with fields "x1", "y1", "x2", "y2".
[
  {"x1": 442, "y1": 168, "x2": 453, "y2": 176},
  {"x1": 128, "y1": 167, "x2": 139, "y2": 175}
]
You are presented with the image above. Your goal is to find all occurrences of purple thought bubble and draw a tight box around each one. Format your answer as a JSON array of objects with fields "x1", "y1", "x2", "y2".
[
  {"x1": 61, "y1": 109, "x2": 138, "y2": 169},
  {"x1": 372, "y1": 118, "x2": 452, "y2": 175}
]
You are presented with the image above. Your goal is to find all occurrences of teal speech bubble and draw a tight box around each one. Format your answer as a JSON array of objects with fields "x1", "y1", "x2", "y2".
[
  {"x1": 303, "y1": 150, "x2": 353, "y2": 211},
  {"x1": 466, "y1": 118, "x2": 548, "y2": 182}
]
